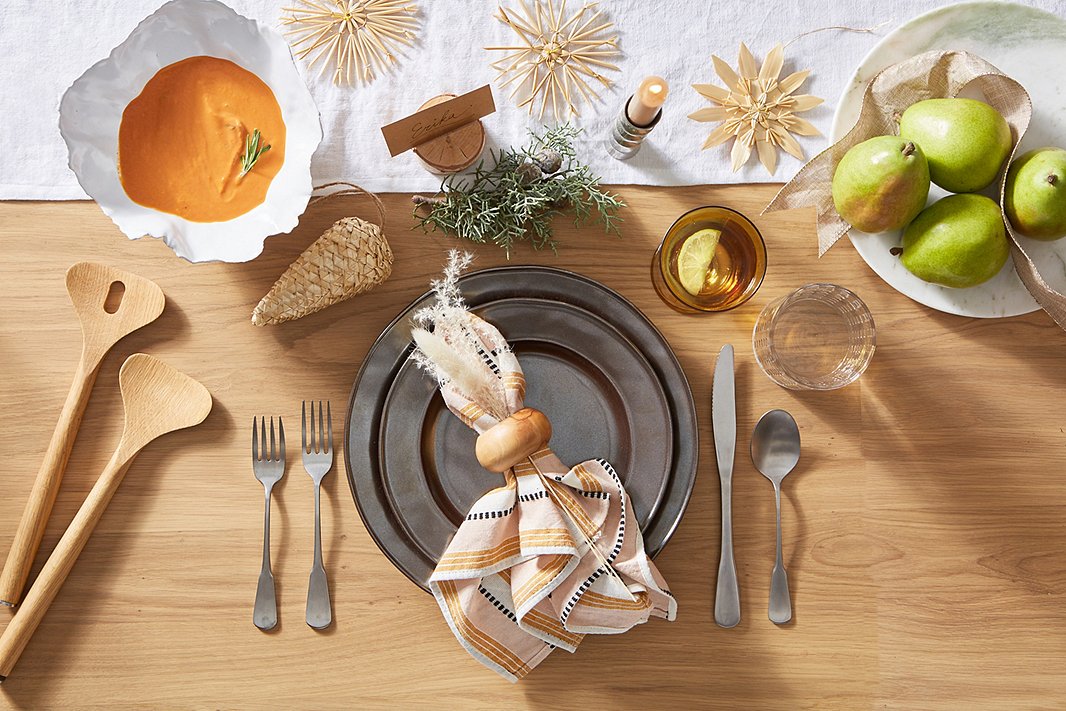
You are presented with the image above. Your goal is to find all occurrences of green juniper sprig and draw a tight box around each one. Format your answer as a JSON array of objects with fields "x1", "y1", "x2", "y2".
[
  {"x1": 239, "y1": 128, "x2": 271, "y2": 178},
  {"x1": 411, "y1": 124, "x2": 625, "y2": 254}
]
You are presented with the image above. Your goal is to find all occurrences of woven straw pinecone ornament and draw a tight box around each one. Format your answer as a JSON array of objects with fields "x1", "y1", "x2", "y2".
[{"x1": 252, "y1": 183, "x2": 393, "y2": 326}]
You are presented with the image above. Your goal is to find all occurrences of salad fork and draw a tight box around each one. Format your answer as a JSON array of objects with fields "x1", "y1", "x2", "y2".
[
  {"x1": 302, "y1": 401, "x2": 333, "y2": 630},
  {"x1": 252, "y1": 416, "x2": 285, "y2": 631}
]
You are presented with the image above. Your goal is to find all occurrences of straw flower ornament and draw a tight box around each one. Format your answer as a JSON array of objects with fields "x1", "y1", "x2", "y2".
[
  {"x1": 281, "y1": 0, "x2": 419, "y2": 85},
  {"x1": 487, "y1": 0, "x2": 620, "y2": 120},
  {"x1": 689, "y1": 43, "x2": 824, "y2": 175}
]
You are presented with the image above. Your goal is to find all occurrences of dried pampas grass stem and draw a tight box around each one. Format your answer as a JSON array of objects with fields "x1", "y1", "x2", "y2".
[
  {"x1": 410, "y1": 251, "x2": 510, "y2": 420},
  {"x1": 411, "y1": 328, "x2": 503, "y2": 416},
  {"x1": 784, "y1": 21, "x2": 892, "y2": 48}
]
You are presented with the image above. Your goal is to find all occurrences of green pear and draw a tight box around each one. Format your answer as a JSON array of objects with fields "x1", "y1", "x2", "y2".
[
  {"x1": 900, "y1": 194, "x2": 1009, "y2": 288},
  {"x1": 831, "y1": 136, "x2": 930, "y2": 233},
  {"x1": 1004, "y1": 147, "x2": 1066, "y2": 240},
  {"x1": 899, "y1": 98, "x2": 1012, "y2": 193}
]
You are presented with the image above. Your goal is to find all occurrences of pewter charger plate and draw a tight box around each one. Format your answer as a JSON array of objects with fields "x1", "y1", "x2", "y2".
[{"x1": 345, "y1": 266, "x2": 698, "y2": 591}]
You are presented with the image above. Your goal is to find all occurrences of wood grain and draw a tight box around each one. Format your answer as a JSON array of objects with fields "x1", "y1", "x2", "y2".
[
  {"x1": 0, "y1": 185, "x2": 1064, "y2": 709},
  {"x1": 0, "y1": 263, "x2": 165, "y2": 607},
  {"x1": 0, "y1": 354, "x2": 211, "y2": 680}
]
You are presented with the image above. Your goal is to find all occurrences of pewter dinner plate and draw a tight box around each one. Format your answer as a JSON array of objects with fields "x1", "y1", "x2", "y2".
[
  {"x1": 345, "y1": 266, "x2": 698, "y2": 591},
  {"x1": 832, "y1": 1, "x2": 1066, "y2": 318}
]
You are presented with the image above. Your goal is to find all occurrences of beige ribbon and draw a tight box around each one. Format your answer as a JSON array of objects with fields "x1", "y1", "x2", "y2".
[{"x1": 763, "y1": 50, "x2": 1066, "y2": 330}]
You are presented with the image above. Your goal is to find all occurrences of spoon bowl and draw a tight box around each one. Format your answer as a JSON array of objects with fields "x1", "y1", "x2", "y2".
[
  {"x1": 116, "y1": 353, "x2": 213, "y2": 458},
  {"x1": 750, "y1": 409, "x2": 801, "y2": 624},
  {"x1": 751, "y1": 409, "x2": 801, "y2": 484}
]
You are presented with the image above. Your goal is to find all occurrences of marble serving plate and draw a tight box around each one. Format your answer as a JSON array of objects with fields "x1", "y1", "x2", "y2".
[
  {"x1": 832, "y1": 2, "x2": 1066, "y2": 318},
  {"x1": 59, "y1": 0, "x2": 321, "y2": 263}
]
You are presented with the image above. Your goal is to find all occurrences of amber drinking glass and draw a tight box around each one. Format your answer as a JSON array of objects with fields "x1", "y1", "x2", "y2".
[{"x1": 652, "y1": 206, "x2": 767, "y2": 313}]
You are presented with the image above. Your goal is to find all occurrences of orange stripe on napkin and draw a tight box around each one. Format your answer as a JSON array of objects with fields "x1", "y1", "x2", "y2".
[
  {"x1": 438, "y1": 580, "x2": 526, "y2": 676},
  {"x1": 547, "y1": 483, "x2": 599, "y2": 539},
  {"x1": 523, "y1": 608, "x2": 584, "y2": 647},
  {"x1": 437, "y1": 537, "x2": 521, "y2": 564},
  {"x1": 578, "y1": 590, "x2": 651, "y2": 611},
  {"x1": 571, "y1": 462, "x2": 604, "y2": 492},
  {"x1": 512, "y1": 554, "x2": 571, "y2": 608}
]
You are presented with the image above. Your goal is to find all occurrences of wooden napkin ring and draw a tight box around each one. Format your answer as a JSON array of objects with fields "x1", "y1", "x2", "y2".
[{"x1": 475, "y1": 408, "x2": 552, "y2": 473}]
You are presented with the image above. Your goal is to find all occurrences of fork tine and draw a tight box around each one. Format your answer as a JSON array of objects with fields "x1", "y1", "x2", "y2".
[
  {"x1": 278, "y1": 417, "x2": 285, "y2": 462},
  {"x1": 318, "y1": 401, "x2": 325, "y2": 454},
  {"x1": 260, "y1": 417, "x2": 267, "y2": 463},
  {"x1": 302, "y1": 400, "x2": 308, "y2": 454},
  {"x1": 252, "y1": 416, "x2": 259, "y2": 461},
  {"x1": 326, "y1": 401, "x2": 333, "y2": 454},
  {"x1": 310, "y1": 399, "x2": 317, "y2": 453},
  {"x1": 270, "y1": 416, "x2": 276, "y2": 461}
]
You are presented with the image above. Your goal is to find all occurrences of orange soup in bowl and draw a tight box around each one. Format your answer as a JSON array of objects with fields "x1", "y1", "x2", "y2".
[{"x1": 118, "y1": 55, "x2": 286, "y2": 223}]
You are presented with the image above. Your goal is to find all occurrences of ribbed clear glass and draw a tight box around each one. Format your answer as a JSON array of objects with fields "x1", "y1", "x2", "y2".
[{"x1": 752, "y1": 283, "x2": 876, "y2": 390}]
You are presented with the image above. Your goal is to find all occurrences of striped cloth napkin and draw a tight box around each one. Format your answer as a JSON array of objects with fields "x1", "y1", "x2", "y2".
[{"x1": 425, "y1": 312, "x2": 676, "y2": 682}]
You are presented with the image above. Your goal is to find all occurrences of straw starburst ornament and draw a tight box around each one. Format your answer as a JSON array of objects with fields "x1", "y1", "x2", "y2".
[
  {"x1": 281, "y1": 0, "x2": 419, "y2": 85},
  {"x1": 486, "y1": 0, "x2": 620, "y2": 120},
  {"x1": 689, "y1": 43, "x2": 823, "y2": 176}
]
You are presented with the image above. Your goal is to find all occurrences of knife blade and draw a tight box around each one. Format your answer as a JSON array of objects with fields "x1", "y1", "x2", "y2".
[{"x1": 712, "y1": 344, "x2": 740, "y2": 628}]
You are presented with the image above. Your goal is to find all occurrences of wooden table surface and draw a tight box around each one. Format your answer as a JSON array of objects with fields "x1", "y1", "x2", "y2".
[{"x1": 0, "y1": 185, "x2": 1064, "y2": 710}]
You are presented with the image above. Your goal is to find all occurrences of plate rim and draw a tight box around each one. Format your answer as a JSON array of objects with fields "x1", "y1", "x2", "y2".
[{"x1": 343, "y1": 264, "x2": 698, "y2": 591}]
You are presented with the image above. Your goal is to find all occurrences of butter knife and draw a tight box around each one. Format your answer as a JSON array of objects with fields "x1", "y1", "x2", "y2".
[{"x1": 713, "y1": 344, "x2": 740, "y2": 628}]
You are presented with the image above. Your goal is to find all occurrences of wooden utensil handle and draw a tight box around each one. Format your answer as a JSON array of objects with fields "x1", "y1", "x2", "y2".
[
  {"x1": 475, "y1": 408, "x2": 552, "y2": 473},
  {"x1": 0, "y1": 359, "x2": 99, "y2": 607},
  {"x1": 0, "y1": 451, "x2": 131, "y2": 680}
]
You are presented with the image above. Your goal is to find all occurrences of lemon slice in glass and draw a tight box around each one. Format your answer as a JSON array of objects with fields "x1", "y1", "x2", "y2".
[{"x1": 677, "y1": 228, "x2": 721, "y2": 296}]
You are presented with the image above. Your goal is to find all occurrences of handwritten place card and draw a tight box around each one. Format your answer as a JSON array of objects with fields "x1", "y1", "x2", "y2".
[{"x1": 380, "y1": 85, "x2": 496, "y2": 158}]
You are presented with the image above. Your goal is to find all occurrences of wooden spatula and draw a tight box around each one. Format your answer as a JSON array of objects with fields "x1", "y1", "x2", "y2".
[
  {"x1": 0, "y1": 353, "x2": 211, "y2": 681},
  {"x1": 0, "y1": 263, "x2": 165, "y2": 607}
]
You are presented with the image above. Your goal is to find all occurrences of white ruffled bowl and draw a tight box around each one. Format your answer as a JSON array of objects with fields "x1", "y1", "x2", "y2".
[{"x1": 59, "y1": 0, "x2": 321, "y2": 263}]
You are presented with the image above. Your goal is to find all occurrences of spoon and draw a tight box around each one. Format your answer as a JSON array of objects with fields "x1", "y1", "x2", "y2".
[
  {"x1": 0, "y1": 354, "x2": 211, "y2": 681},
  {"x1": 750, "y1": 409, "x2": 801, "y2": 624},
  {"x1": 0, "y1": 263, "x2": 165, "y2": 607}
]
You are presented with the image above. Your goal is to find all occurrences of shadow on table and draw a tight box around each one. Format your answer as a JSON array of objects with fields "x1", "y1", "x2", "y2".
[
  {"x1": 517, "y1": 617, "x2": 800, "y2": 709},
  {"x1": 0, "y1": 400, "x2": 233, "y2": 708},
  {"x1": 858, "y1": 307, "x2": 1066, "y2": 597},
  {"x1": 862, "y1": 308, "x2": 1066, "y2": 458}
]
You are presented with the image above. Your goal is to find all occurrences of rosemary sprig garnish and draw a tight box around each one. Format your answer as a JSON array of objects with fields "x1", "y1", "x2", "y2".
[
  {"x1": 238, "y1": 128, "x2": 271, "y2": 178},
  {"x1": 411, "y1": 125, "x2": 625, "y2": 254}
]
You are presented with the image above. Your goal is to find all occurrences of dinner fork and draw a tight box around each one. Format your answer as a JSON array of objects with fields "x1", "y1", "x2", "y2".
[
  {"x1": 302, "y1": 401, "x2": 333, "y2": 630},
  {"x1": 252, "y1": 416, "x2": 285, "y2": 631}
]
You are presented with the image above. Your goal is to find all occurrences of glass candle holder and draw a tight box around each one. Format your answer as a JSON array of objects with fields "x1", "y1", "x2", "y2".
[
  {"x1": 651, "y1": 206, "x2": 767, "y2": 313},
  {"x1": 752, "y1": 283, "x2": 876, "y2": 390}
]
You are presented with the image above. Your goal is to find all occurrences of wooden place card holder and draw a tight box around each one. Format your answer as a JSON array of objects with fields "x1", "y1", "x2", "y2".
[{"x1": 380, "y1": 85, "x2": 495, "y2": 174}]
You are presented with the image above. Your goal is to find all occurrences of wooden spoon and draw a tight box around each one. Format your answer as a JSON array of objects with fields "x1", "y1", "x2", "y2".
[
  {"x1": 0, "y1": 353, "x2": 211, "y2": 681},
  {"x1": 0, "y1": 263, "x2": 165, "y2": 607}
]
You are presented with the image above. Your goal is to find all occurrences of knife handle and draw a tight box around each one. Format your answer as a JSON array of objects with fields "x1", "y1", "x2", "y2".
[{"x1": 715, "y1": 479, "x2": 740, "y2": 628}]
